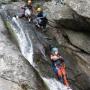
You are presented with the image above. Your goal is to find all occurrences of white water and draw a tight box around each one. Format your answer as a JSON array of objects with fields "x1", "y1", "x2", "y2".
[
  {"x1": 12, "y1": 17, "x2": 34, "y2": 66},
  {"x1": 43, "y1": 77, "x2": 72, "y2": 90}
]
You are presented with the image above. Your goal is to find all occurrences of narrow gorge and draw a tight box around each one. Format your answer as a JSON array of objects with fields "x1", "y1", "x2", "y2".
[{"x1": 0, "y1": 0, "x2": 90, "y2": 90}]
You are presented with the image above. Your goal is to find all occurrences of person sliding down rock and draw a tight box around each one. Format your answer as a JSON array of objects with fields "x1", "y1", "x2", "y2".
[
  {"x1": 35, "y1": 7, "x2": 48, "y2": 31},
  {"x1": 50, "y1": 47, "x2": 71, "y2": 89},
  {"x1": 17, "y1": 0, "x2": 34, "y2": 22}
]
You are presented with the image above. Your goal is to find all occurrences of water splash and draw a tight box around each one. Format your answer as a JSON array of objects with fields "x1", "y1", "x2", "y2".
[
  {"x1": 12, "y1": 17, "x2": 34, "y2": 66},
  {"x1": 43, "y1": 77, "x2": 72, "y2": 90}
]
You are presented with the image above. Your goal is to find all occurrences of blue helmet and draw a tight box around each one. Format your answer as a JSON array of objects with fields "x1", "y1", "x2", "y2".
[{"x1": 51, "y1": 47, "x2": 58, "y2": 53}]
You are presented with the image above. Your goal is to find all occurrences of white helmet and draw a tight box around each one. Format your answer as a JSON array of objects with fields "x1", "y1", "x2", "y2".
[{"x1": 37, "y1": 7, "x2": 42, "y2": 12}]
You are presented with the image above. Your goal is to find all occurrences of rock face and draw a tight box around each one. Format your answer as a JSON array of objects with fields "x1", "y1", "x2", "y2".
[
  {"x1": 0, "y1": 0, "x2": 22, "y2": 4},
  {"x1": 44, "y1": 0, "x2": 90, "y2": 32},
  {"x1": 0, "y1": 77, "x2": 23, "y2": 90},
  {"x1": 65, "y1": 0, "x2": 90, "y2": 18},
  {"x1": 44, "y1": 0, "x2": 90, "y2": 53},
  {"x1": 0, "y1": 15, "x2": 47, "y2": 90},
  {"x1": 65, "y1": 30, "x2": 90, "y2": 53},
  {"x1": 43, "y1": 0, "x2": 90, "y2": 90},
  {"x1": 0, "y1": 0, "x2": 90, "y2": 90},
  {"x1": 44, "y1": 0, "x2": 73, "y2": 20},
  {"x1": 64, "y1": 0, "x2": 90, "y2": 32},
  {"x1": 0, "y1": 0, "x2": 11, "y2": 4}
]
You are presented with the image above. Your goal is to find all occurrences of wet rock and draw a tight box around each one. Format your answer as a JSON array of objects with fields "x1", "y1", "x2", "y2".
[
  {"x1": 43, "y1": 1, "x2": 90, "y2": 89},
  {"x1": 0, "y1": 0, "x2": 23, "y2": 4},
  {"x1": 0, "y1": 14, "x2": 48, "y2": 90},
  {"x1": 0, "y1": 0, "x2": 11, "y2": 4},
  {"x1": 44, "y1": 0, "x2": 90, "y2": 32},
  {"x1": 44, "y1": 0, "x2": 90, "y2": 52},
  {"x1": 43, "y1": 0, "x2": 73, "y2": 20},
  {"x1": 65, "y1": 29, "x2": 90, "y2": 53},
  {"x1": 65, "y1": 0, "x2": 90, "y2": 18},
  {"x1": 64, "y1": 46, "x2": 90, "y2": 90},
  {"x1": 1, "y1": 1, "x2": 90, "y2": 90},
  {"x1": 0, "y1": 77, "x2": 23, "y2": 90}
]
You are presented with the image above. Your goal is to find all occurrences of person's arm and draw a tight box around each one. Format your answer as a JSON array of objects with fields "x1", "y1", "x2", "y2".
[
  {"x1": 50, "y1": 55, "x2": 53, "y2": 60},
  {"x1": 59, "y1": 56, "x2": 66, "y2": 68},
  {"x1": 32, "y1": 6, "x2": 36, "y2": 14},
  {"x1": 21, "y1": 5, "x2": 26, "y2": 9},
  {"x1": 59, "y1": 56, "x2": 64, "y2": 62}
]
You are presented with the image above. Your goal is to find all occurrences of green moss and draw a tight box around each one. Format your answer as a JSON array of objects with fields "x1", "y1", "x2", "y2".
[{"x1": 4, "y1": 20, "x2": 19, "y2": 48}]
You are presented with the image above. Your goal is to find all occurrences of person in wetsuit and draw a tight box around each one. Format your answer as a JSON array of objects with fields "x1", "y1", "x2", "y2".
[
  {"x1": 17, "y1": 0, "x2": 34, "y2": 22},
  {"x1": 50, "y1": 47, "x2": 69, "y2": 87},
  {"x1": 35, "y1": 7, "x2": 48, "y2": 29}
]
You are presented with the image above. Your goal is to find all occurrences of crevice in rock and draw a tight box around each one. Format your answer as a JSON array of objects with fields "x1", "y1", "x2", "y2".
[
  {"x1": 62, "y1": 32, "x2": 90, "y2": 55},
  {"x1": 0, "y1": 76, "x2": 18, "y2": 85},
  {"x1": 48, "y1": 21, "x2": 90, "y2": 55},
  {"x1": 55, "y1": 4, "x2": 90, "y2": 33},
  {"x1": 0, "y1": 76, "x2": 36, "y2": 90}
]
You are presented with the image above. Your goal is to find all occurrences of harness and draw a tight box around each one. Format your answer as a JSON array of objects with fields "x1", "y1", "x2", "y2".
[{"x1": 53, "y1": 59, "x2": 63, "y2": 69}]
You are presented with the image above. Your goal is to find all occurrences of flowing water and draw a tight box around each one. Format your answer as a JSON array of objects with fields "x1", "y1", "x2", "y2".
[
  {"x1": 43, "y1": 77, "x2": 72, "y2": 90},
  {"x1": 12, "y1": 17, "x2": 34, "y2": 66}
]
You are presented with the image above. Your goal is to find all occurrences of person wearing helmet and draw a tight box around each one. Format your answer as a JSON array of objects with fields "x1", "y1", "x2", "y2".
[
  {"x1": 17, "y1": 0, "x2": 34, "y2": 22},
  {"x1": 37, "y1": 7, "x2": 42, "y2": 12},
  {"x1": 50, "y1": 47, "x2": 69, "y2": 87},
  {"x1": 25, "y1": 0, "x2": 33, "y2": 10},
  {"x1": 35, "y1": 7, "x2": 48, "y2": 29}
]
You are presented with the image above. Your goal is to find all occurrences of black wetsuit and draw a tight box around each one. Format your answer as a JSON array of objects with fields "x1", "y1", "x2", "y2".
[
  {"x1": 51, "y1": 58, "x2": 64, "y2": 83},
  {"x1": 52, "y1": 58, "x2": 64, "y2": 69},
  {"x1": 37, "y1": 11, "x2": 48, "y2": 28}
]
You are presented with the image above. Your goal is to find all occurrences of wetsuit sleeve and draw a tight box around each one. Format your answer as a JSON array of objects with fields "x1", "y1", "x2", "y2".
[
  {"x1": 50, "y1": 55, "x2": 53, "y2": 60},
  {"x1": 21, "y1": 5, "x2": 26, "y2": 9},
  {"x1": 59, "y1": 56, "x2": 64, "y2": 62},
  {"x1": 59, "y1": 57, "x2": 66, "y2": 68}
]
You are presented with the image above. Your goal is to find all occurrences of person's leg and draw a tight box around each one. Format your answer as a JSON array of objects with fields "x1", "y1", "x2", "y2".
[
  {"x1": 62, "y1": 67, "x2": 69, "y2": 86},
  {"x1": 58, "y1": 76, "x2": 64, "y2": 84},
  {"x1": 42, "y1": 19, "x2": 47, "y2": 29},
  {"x1": 58, "y1": 68, "x2": 64, "y2": 83},
  {"x1": 51, "y1": 64, "x2": 58, "y2": 77},
  {"x1": 34, "y1": 18, "x2": 40, "y2": 28}
]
